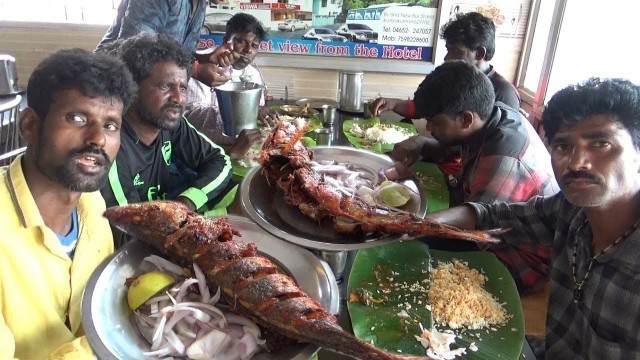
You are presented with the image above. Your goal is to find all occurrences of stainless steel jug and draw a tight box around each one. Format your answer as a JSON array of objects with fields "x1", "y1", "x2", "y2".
[
  {"x1": 338, "y1": 71, "x2": 364, "y2": 113},
  {"x1": 0, "y1": 55, "x2": 20, "y2": 96},
  {"x1": 214, "y1": 82, "x2": 263, "y2": 136}
]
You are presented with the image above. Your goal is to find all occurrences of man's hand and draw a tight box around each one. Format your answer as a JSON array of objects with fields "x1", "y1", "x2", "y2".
[
  {"x1": 370, "y1": 97, "x2": 402, "y2": 117},
  {"x1": 258, "y1": 106, "x2": 277, "y2": 127},
  {"x1": 194, "y1": 45, "x2": 240, "y2": 86},
  {"x1": 227, "y1": 129, "x2": 263, "y2": 160},
  {"x1": 390, "y1": 136, "x2": 428, "y2": 167}
]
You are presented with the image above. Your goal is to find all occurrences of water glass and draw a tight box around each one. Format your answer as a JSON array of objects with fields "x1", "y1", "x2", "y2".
[
  {"x1": 321, "y1": 104, "x2": 336, "y2": 126},
  {"x1": 314, "y1": 128, "x2": 333, "y2": 146}
]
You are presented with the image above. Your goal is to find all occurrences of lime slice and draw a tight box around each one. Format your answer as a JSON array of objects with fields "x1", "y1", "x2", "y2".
[
  {"x1": 379, "y1": 184, "x2": 411, "y2": 207},
  {"x1": 127, "y1": 271, "x2": 175, "y2": 310}
]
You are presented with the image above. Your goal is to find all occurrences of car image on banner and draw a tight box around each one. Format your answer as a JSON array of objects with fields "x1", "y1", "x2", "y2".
[
  {"x1": 337, "y1": 23, "x2": 378, "y2": 43},
  {"x1": 301, "y1": 28, "x2": 348, "y2": 42},
  {"x1": 201, "y1": 12, "x2": 233, "y2": 35},
  {"x1": 277, "y1": 18, "x2": 309, "y2": 32}
]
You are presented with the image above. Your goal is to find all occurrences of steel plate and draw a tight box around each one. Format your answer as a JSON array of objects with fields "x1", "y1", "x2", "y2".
[
  {"x1": 81, "y1": 215, "x2": 339, "y2": 360},
  {"x1": 295, "y1": 98, "x2": 339, "y2": 109},
  {"x1": 240, "y1": 146, "x2": 428, "y2": 251}
]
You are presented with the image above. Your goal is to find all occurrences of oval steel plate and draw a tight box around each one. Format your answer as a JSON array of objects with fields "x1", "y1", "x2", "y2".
[
  {"x1": 81, "y1": 215, "x2": 339, "y2": 360},
  {"x1": 240, "y1": 146, "x2": 428, "y2": 251}
]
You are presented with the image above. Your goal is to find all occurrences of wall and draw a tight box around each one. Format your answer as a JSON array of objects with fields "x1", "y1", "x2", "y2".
[{"x1": 0, "y1": 20, "x2": 521, "y2": 103}]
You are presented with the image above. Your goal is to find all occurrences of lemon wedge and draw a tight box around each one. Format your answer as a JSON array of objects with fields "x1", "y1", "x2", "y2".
[
  {"x1": 127, "y1": 271, "x2": 175, "y2": 310},
  {"x1": 379, "y1": 183, "x2": 411, "y2": 207}
]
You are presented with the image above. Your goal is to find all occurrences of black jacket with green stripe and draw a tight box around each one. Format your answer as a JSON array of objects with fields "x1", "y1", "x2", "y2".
[{"x1": 101, "y1": 116, "x2": 232, "y2": 210}]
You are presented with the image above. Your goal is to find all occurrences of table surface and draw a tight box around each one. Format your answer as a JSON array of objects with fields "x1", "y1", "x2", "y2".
[{"x1": 227, "y1": 101, "x2": 546, "y2": 359}]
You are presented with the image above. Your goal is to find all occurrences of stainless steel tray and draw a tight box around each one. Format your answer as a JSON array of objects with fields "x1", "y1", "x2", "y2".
[
  {"x1": 241, "y1": 146, "x2": 428, "y2": 251},
  {"x1": 82, "y1": 215, "x2": 339, "y2": 360}
]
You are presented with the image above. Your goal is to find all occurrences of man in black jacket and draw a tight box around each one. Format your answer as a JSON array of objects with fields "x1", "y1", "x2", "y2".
[{"x1": 101, "y1": 33, "x2": 233, "y2": 223}]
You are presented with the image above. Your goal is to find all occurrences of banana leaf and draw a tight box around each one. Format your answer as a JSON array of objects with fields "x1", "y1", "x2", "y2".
[
  {"x1": 347, "y1": 241, "x2": 524, "y2": 359},
  {"x1": 263, "y1": 110, "x2": 323, "y2": 133},
  {"x1": 342, "y1": 118, "x2": 418, "y2": 153},
  {"x1": 410, "y1": 162, "x2": 449, "y2": 213}
]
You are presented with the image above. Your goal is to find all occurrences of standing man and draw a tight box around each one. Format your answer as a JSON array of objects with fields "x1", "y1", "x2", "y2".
[
  {"x1": 427, "y1": 78, "x2": 640, "y2": 359},
  {"x1": 96, "y1": 0, "x2": 234, "y2": 88},
  {"x1": 370, "y1": 11, "x2": 520, "y2": 117},
  {"x1": 0, "y1": 49, "x2": 136, "y2": 358},
  {"x1": 101, "y1": 33, "x2": 233, "y2": 221}
]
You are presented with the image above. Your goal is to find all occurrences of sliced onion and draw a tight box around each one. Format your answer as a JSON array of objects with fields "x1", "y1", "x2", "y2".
[
  {"x1": 192, "y1": 263, "x2": 211, "y2": 303},
  {"x1": 143, "y1": 255, "x2": 184, "y2": 276}
]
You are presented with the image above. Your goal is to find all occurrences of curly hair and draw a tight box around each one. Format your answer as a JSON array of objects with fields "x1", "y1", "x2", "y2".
[
  {"x1": 542, "y1": 78, "x2": 640, "y2": 148},
  {"x1": 26, "y1": 48, "x2": 137, "y2": 119},
  {"x1": 223, "y1": 13, "x2": 268, "y2": 42},
  {"x1": 117, "y1": 32, "x2": 194, "y2": 84},
  {"x1": 414, "y1": 61, "x2": 494, "y2": 120},
  {"x1": 440, "y1": 12, "x2": 496, "y2": 61}
]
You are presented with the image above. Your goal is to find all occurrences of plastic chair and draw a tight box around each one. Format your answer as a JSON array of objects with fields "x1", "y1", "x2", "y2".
[{"x1": 0, "y1": 94, "x2": 23, "y2": 159}]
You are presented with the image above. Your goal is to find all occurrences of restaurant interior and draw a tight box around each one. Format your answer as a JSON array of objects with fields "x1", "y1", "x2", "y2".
[{"x1": 0, "y1": 0, "x2": 636, "y2": 359}]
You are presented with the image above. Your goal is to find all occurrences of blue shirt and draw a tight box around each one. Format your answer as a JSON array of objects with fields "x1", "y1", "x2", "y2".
[
  {"x1": 96, "y1": 0, "x2": 207, "y2": 52},
  {"x1": 55, "y1": 209, "x2": 78, "y2": 258}
]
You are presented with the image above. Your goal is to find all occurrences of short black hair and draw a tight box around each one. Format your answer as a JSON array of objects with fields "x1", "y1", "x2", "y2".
[
  {"x1": 224, "y1": 13, "x2": 267, "y2": 42},
  {"x1": 27, "y1": 48, "x2": 137, "y2": 118},
  {"x1": 117, "y1": 32, "x2": 194, "y2": 84},
  {"x1": 441, "y1": 12, "x2": 496, "y2": 61},
  {"x1": 542, "y1": 78, "x2": 640, "y2": 148},
  {"x1": 414, "y1": 61, "x2": 495, "y2": 120}
]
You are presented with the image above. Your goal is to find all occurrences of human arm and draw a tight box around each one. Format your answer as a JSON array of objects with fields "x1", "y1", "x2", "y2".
[
  {"x1": 390, "y1": 136, "x2": 453, "y2": 167},
  {"x1": 466, "y1": 155, "x2": 546, "y2": 204},
  {"x1": 173, "y1": 118, "x2": 233, "y2": 211},
  {"x1": 194, "y1": 43, "x2": 240, "y2": 87},
  {"x1": 369, "y1": 98, "x2": 414, "y2": 118}
]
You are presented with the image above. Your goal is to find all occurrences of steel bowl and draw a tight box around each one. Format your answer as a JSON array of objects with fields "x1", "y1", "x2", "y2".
[
  {"x1": 240, "y1": 146, "x2": 428, "y2": 251},
  {"x1": 81, "y1": 216, "x2": 339, "y2": 359}
]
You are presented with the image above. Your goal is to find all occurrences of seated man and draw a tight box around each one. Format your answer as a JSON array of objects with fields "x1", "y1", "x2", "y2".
[
  {"x1": 426, "y1": 78, "x2": 640, "y2": 359},
  {"x1": 186, "y1": 13, "x2": 271, "y2": 160},
  {"x1": 371, "y1": 11, "x2": 520, "y2": 118},
  {"x1": 0, "y1": 49, "x2": 136, "y2": 358},
  {"x1": 389, "y1": 60, "x2": 558, "y2": 292},
  {"x1": 101, "y1": 33, "x2": 233, "y2": 221}
]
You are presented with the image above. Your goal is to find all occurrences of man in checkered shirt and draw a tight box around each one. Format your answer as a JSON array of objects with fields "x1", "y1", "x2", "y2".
[
  {"x1": 390, "y1": 61, "x2": 559, "y2": 293},
  {"x1": 427, "y1": 77, "x2": 640, "y2": 359}
]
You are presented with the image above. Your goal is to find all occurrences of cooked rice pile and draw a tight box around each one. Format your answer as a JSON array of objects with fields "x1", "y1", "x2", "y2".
[{"x1": 428, "y1": 259, "x2": 509, "y2": 330}]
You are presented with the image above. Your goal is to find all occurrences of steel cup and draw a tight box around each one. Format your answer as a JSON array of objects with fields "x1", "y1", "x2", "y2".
[
  {"x1": 321, "y1": 104, "x2": 336, "y2": 126},
  {"x1": 314, "y1": 128, "x2": 333, "y2": 146}
]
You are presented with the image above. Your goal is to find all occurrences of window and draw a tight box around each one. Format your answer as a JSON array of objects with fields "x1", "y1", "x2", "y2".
[
  {"x1": 517, "y1": 0, "x2": 639, "y2": 111},
  {"x1": 0, "y1": 0, "x2": 121, "y2": 24},
  {"x1": 321, "y1": 0, "x2": 328, "y2": 7}
]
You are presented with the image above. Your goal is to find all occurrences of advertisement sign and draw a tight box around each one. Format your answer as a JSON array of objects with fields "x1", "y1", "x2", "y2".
[{"x1": 198, "y1": 0, "x2": 437, "y2": 61}]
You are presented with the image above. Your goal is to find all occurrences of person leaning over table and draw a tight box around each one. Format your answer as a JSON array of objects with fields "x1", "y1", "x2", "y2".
[
  {"x1": 387, "y1": 60, "x2": 558, "y2": 294},
  {"x1": 370, "y1": 11, "x2": 520, "y2": 118},
  {"x1": 185, "y1": 13, "x2": 272, "y2": 160},
  {"x1": 0, "y1": 48, "x2": 137, "y2": 359},
  {"x1": 424, "y1": 77, "x2": 640, "y2": 359},
  {"x1": 100, "y1": 33, "x2": 233, "y2": 246}
]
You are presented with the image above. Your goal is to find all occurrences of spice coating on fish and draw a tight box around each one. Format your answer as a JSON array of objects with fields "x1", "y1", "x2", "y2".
[
  {"x1": 104, "y1": 201, "x2": 434, "y2": 360},
  {"x1": 259, "y1": 122, "x2": 505, "y2": 244}
]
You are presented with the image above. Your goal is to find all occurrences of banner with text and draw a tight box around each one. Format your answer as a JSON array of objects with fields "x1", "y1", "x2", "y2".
[{"x1": 199, "y1": 0, "x2": 437, "y2": 61}]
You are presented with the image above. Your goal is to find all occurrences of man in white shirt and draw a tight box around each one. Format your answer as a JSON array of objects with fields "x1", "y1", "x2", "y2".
[{"x1": 186, "y1": 13, "x2": 270, "y2": 160}]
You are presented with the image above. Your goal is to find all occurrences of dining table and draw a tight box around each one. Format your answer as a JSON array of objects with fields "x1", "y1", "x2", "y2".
[{"x1": 225, "y1": 99, "x2": 545, "y2": 360}]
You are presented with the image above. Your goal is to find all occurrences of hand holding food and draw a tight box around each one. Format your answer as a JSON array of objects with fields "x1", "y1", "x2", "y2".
[
  {"x1": 370, "y1": 97, "x2": 400, "y2": 116},
  {"x1": 391, "y1": 136, "x2": 428, "y2": 167},
  {"x1": 227, "y1": 128, "x2": 263, "y2": 161}
]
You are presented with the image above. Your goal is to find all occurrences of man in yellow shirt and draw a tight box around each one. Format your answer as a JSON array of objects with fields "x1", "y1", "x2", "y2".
[{"x1": 0, "y1": 49, "x2": 136, "y2": 359}]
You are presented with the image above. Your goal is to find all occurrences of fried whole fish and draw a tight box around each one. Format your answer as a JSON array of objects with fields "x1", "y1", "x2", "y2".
[
  {"x1": 259, "y1": 121, "x2": 505, "y2": 244},
  {"x1": 104, "y1": 201, "x2": 433, "y2": 360}
]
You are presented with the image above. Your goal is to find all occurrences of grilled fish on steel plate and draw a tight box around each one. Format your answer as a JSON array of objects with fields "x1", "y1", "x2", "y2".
[
  {"x1": 105, "y1": 201, "x2": 434, "y2": 360},
  {"x1": 259, "y1": 121, "x2": 505, "y2": 243}
]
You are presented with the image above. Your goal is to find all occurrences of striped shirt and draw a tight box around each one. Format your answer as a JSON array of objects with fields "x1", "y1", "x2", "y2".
[
  {"x1": 101, "y1": 116, "x2": 232, "y2": 211},
  {"x1": 469, "y1": 193, "x2": 640, "y2": 359}
]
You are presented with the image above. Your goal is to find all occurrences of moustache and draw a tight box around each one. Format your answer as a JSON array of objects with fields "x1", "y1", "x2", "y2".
[
  {"x1": 162, "y1": 104, "x2": 184, "y2": 113},
  {"x1": 72, "y1": 146, "x2": 110, "y2": 165},
  {"x1": 562, "y1": 171, "x2": 602, "y2": 184}
]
